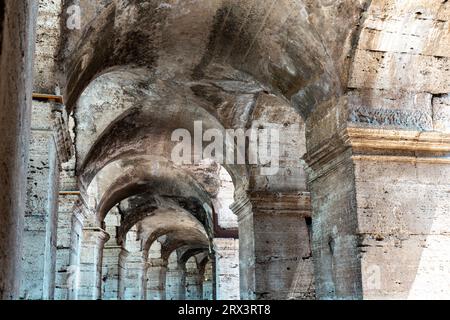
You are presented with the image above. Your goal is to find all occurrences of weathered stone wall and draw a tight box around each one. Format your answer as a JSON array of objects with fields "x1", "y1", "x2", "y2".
[
  {"x1": 34, "y1": 0, "x2": 62, "y2": 93},
  {"x1": 54, "y1": 154, "x2": 78, "y2": 300},
  {"x1": 302, "y1": 0, "x2": 450, "y2": 300},
  {"x1": 20, "y1": 101, "x2": 60, "y2": 300},
  {"x1": 347, "y1": 0, "x2": 450, "y2": 300},
  {"x1": 0, "y1": 0, "x2": 37, "y2": 300},
  {"x1": 54, "y1": 191, "x2": 79, "y2": 300},
  {"x1": 350, "y1": 0, "x2": 450, "y2": 94},
  {"x1": 231, "y1": 93, "x2": 315, "y2": 300},
  {"x1": 214, "y1": 238, "x2": 240, "y2": 300},
  {"x1": 433, "y1": 94, "x2": 450, "y2": 132},
  {"x1": 102, "y1": 208, "x2": 121, "y2": 300},
  {"x1": 231, "y1": 194, "x2": 255, "y2": 300},
  {"x1": 347, "y1": 1, "x2": 450, "y2": 135},
  {"x1": 251, "y1": 192, "x2": 314, "y2": 300},
  {"x1": 355, "y1": 160, "x2": 450, "y2": 299}
]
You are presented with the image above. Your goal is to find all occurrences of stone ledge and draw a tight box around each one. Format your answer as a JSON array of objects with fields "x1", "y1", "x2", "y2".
[
  {"x1": 304, "y1": 127, "x2": 450, "y2": 182},
  {"x1": 230, "y1": 190, "x2": 311, "y2": 220},
  {"x1": 344, "y1": 127, "x2": 450, "y2": 154},
  {"x1": 305, "y1": 127, "x2": 450, "y2": 170},
  {"x1": 32, "y1": 93, "x2": 64, "y2": 104}
]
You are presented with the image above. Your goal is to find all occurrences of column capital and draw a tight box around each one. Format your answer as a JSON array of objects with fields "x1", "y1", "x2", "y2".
[
  {"x1": 249, "y1": 191, "x2": 311, "y2": 217},
  {"x1": 73, "y1": 198, "x2": 99, "y2": 227},
  {"x1": 230, "y1": 188, "x2": 252, "y2": 221},
  {"x1": 149, "y1": 258, "x2": 168, "y2": 268},
  {"x1": 82, "y1": 227, "x2": 110, "y2": 244},
  {"x1": 231, "y1": 189, "x2": 312, "y2": 219}
]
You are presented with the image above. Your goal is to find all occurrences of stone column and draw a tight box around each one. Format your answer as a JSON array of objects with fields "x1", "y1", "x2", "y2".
[
  {"x1": 118, "y1": 249, "x2": 146, "y2": 300},
  {"x1": 54, "y1": 152, "x2": 78, "y2": 300},
  {"x1": 214, "y1": 238, "x2": 240, "y2": 300},
  {"x1": 185, "y1": 259, "x2": 203, "y2": 300},
  {"x1": 76, "y1": 228, "x2": 109, "y2": 300},
  {"x1": 20, "y1": 102, "x2": 60, "y2": 300},
  {"x1": 54, "y1": 191, "x2": 79, "y2": 300},
  {"x1": 102, "y1": 246, "x2": 121, "y2": 300},
  {"x1": 101, "y1": 208, "x2": 121, "y2": 300},
  {"x1": 232, "y1": 190, "x2": 313, "y2": 300},
  {"x1": 146, "y1": 258, "x2": 168, "y2": 300},
  {"x1": 202, "y1": 260, "x2": 214, "y2": 300},
  {"x1": 230, "y1": 192, "x2": 255, "y2": 300},
  {"x1": 0, "y1": 1, "x2": 37, "y2": 300},
  {"x1": 166, "y1": 257, "x2": 186, "y2": 300}
]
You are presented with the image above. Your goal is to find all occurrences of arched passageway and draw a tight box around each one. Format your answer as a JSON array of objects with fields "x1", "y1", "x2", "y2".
[{"x1": 0, "y1": 0, "x2": 448, "y2": 300}]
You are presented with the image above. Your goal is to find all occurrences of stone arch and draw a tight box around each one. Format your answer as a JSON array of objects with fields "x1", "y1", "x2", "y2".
[
  {"x1": 125, "y1": 205, "x2": 211, "y2": 254},
  {"x1": 61, "y1": 2, "x2": 334, "y2": 301},
  {"x1": 84, "y1": 156, "x2": 213, "y2": 222},
  {"x1": 55, "y1": 0, "x2": 382, "y2": 148},
  {"x1": 116, "y1": 208, "x2": 210, "y2": 300}
]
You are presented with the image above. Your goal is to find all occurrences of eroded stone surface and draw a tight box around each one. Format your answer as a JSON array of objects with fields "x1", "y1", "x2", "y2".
[{"x1": 0, "y1": 0, "x2": 37, "y2": 300}]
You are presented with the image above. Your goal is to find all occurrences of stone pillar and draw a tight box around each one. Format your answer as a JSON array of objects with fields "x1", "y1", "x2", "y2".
[
  {"x1": 306, "y1": 125, "x2": 450, "y2": 299},
  {"x1": 166, "y1": 255, "x2": 186, "y2": 300},
  {"x1": 20, "y1": 102, "x2": 61, "y2": 300},
  {"x1": 354, "y1": 131, "x2": 450, "y2": 300},
  {"x1": 146, "y1": 258, "x2": 168, "y2": 300},
  {"x1": 214, "y1": 238, "x2": 240, "y2": 300},
  {"x1": 230, "y1": 191, "x2": 255, "y2": 300},
  {"x1": 185, "y1": 258, "x2": 203, "y2": 300},
  {"x1": 118, "y1": 249, "x2": 146, "y2": 300},
  {"x1": 232, "y1": 190, "x2": 313, "y2": 300},
  {"x1": 54, "y1": 191, "x2": 79, "y2": 300},
  {"x1": 0, "y1": 1, "x2": 37, "y2": 300},
  {"x1": 102, "y1": 246, "x2": 121, "y2": 300},
  {"x1": 202, "y1": 260, "x2": 214, "y2": 300},
  {"x1": 76, "y1": 228, "x2": 109, "y2": 300},
  {"x1": 102, "y1": 208, "x2": 121, "y2": 300},
  {"x1": 303, "y1": 95, "x2": 366, "y2": 300},
  {"x1": 54, "y1": 153, "x2": 78, "y2": 300}
]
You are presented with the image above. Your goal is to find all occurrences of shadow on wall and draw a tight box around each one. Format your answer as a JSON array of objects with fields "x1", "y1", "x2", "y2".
[
  {"x1": 355, "y1": 161, "x2": 446, "y2": 300},
  {"x1": 406, "y1": 180, "x2": 443, "y2": 299}
]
